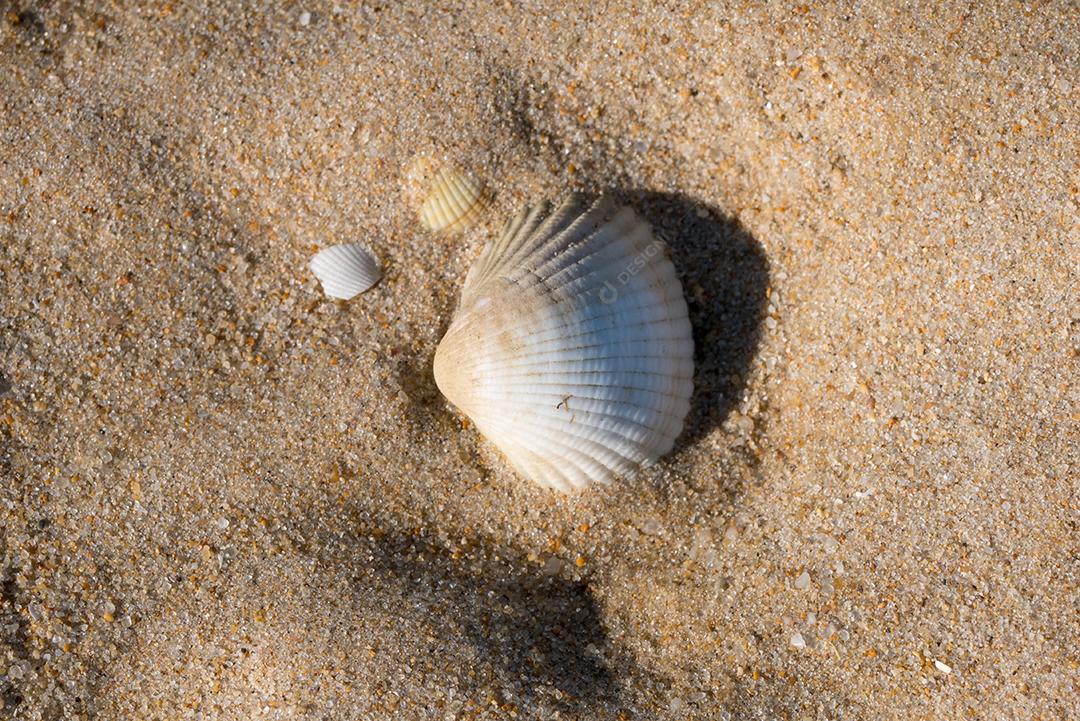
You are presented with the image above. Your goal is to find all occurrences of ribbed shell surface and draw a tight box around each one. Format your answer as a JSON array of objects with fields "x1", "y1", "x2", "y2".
[
  {"x1": 433, "y1": 195, "x2": 694, "y2": 492},
  {"x1": 309, "y1": 243, "x2": 382, "y2": 299},
  {"x1": 419, "y1": 167, "x2": 489, "y2": 232}
]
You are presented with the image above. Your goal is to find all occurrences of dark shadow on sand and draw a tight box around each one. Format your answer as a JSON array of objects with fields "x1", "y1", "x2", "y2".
[
  {"x1": 616, "y1": 190, "x2": 770, "y2": 451},
  {"x1": 406, "y1": 188, "x2": 769, "y2": 456},
  {"x1": 315, "y1": 525, "x2": 636, "y2": 718}
]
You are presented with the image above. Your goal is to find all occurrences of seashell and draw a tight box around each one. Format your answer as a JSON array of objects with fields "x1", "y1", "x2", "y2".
[
  {"x1": 433, "y1": 195, "x2": 694, "y2": 492},
  {"x1": 405, "y1": 156, "x2": 490, "y2": 232},
  {"x1": 309, "y1": 243, "x2": 382, "y2": 299}
]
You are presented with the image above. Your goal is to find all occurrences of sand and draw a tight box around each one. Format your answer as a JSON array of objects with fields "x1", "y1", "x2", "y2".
[{"x1": 1, "y1": 1, "x2": 1077, "y2": 719}]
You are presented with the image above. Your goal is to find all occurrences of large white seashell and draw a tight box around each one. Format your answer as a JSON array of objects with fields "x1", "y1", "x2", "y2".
[
  {"x1": 434, "y1": 195, "x2": 694, "y2": 492},
  {"x1": 406, "y1": 156, "x2": 490, "y2": 232},
  {"x1": 309, "y1": 243, "x2": 382, "y2": 299}
]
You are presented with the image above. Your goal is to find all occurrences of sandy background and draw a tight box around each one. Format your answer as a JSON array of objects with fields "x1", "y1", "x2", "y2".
[{"x1": 1, "y1": 1, "x2": 1077, "y2": 719}]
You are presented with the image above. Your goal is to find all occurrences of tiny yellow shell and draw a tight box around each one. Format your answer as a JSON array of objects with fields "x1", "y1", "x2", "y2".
[{"x1": 405, "y1": 156, "x2": 489, "y2": 232}]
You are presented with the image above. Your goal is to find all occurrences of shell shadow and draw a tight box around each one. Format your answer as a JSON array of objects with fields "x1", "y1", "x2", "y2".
[
  {"x1": 0, "y1": 566, "x2": 31, "y2": 713},
  {"x1": 408, "y1": 188, "x2": 769, "y2": 480},
  {"x1": 306, "y1": 521, "x2": 640, "y2": 718},
  {"x1": 619, "y1": 190, "x2": 770, "y2": 451}
]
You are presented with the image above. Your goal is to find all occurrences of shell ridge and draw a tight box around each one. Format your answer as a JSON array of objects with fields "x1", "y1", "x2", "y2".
[
  {"x1": 487, "y1": 201, "x2": 584, "y2": 283},
  {"x1": 458, "y1": 270, "x2": 681, "y2": 349},
  {"x1": 505, "y1": 451, "x2": 568, "y2": 491},
  {"x1": 534, "y1": 228, "x2": 650, "y2": 291},
  {"x1": 478, "y1": 196, "x2": 596, "y2": 288},
  {"x1": 448, "y1": 328, "x2": 694, "y2": 378},
  {"x1": 487, "y1": 202, "x2": 555, "y2": 266},
  {"x1": 502, "y1": 198, "x2": 622, "y2": 282},
  {"x1": 470, "y1": 381, "x2": 690, "y2": 421},
  {"x1": 466, "y1": 197, "x2": 636, "y2": 302},
  {"x1": 444, "y1": 174, "x2": 488, "y2": 231},
  {"x1": 472, "y1": 363, "x2": 692, "y2": 382},
  {"x1": 464, "y1": 205, "x2": 545, "y2": 294},
  {"x1": 434, "y1": 196, "x2": 694, "y2": 491},
  {"x1": 414, "y1": 163, "x2": 488, "y2": 232},
  {"x1": 469, "y1": 423, "x2": 580, "y2": 491},
  {"x1": 435, "y1": 175, "x2": 465, "y2": 223},
  {"x1": 473, "y1": 412, "x2": 631, "y2": 486},
  {"x1": 309, "y1": 243, "x2": 382, "y2": 299},
  {"x1": 466, "y1": 377, "x2": 652, "y2": 455},
  {"x1": 480, "y1": 377, "x2": 693, "y2": 409},
  {"x1": 517, "y1": 233, "x2": 640, "y2": 299},
  {"x1": 479, "y1": 403, "x2": 672, "y2": 456},
  {"x1": 503, "y1": 229, "x2": 672, "y2": 320},
  {"x1": 444, "y1": 376, "x2": 684, "y2": 484},
  {"x1": 468, "y1": 385, "x2": 685, "y2": 447},
  {"x1": 468, "y1": 354, "x2": 695, "y2": 382},
  {"x1": 448, "y1": 342, "x2": 694, "y2": 387},
  {"x1": 471, "y1": 319, "x2": 694, "y2": 357},
  {"x1": 479, "y1": 395, "x2": 665, "y2": 483},
  {"x1": 447, "y1": 356, "x2": 695, "y2": 403}
]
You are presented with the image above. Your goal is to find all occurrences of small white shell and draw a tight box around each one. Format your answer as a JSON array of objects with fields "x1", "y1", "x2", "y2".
[
  {"x1": 434, "y1": 195, "x2": 694, "y2": 492},
  {"x1": 406, "y1": 156, "x2": 489, "y2": 232},
  {"x1": 309, "y1": 243, "x2": 382, "y2": 299}
]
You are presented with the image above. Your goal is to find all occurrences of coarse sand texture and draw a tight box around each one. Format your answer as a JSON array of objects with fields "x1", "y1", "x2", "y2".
[{"x1": 1, "y1": 2, "x2": 1077, "y2": 720}]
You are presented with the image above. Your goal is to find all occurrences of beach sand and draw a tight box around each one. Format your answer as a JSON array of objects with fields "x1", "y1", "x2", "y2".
[{"x1": 1, "y1": 1, "x2": 1077, "y2": 718}]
